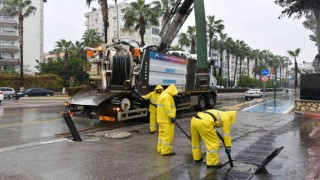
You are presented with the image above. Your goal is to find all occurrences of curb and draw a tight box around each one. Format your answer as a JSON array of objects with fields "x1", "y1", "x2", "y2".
[{"x1": 295, "y1": 111, "x2": 320, "y2": 118}]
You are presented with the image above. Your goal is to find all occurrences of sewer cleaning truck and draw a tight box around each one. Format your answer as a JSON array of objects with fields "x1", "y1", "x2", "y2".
[{"x1": 65, "y1": 0, "x2": 218, "y2": 121}]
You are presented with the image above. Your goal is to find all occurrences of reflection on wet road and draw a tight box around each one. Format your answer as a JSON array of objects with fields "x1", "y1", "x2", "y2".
[{"x1": 242, "y1": 95, "x2": 295, "y2": 114}]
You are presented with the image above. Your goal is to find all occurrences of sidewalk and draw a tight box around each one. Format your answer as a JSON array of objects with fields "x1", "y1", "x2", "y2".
[{"x1": 0, "y1": 111, "x2": 308, "y2": 179}]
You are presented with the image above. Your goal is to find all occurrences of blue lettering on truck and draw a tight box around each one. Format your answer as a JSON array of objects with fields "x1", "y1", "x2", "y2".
[
  {"x1": 163, "y1": 80, "x2": 176, "y2": 84},
  {"x1": 165, "y1": 68, "x2": 175, "y2": 73}
]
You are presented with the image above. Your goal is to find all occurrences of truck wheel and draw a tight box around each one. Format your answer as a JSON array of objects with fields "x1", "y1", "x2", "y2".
[
  {"x1": 207, "y1": 94, "x2": 216, "y2": 109},
  {"x1": 194, "y1": 95, "x2": 206, "y2": 111}
]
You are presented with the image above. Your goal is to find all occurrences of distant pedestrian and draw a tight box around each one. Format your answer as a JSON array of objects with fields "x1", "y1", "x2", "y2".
[
  {"x1": 157, "y1": 84, "x2": 178, "y2": 156},
  {"x1": 141, "y1": 84, "x2": 164, "y2": 134},
  {"x1": 190, "y1": 109, "x2": 237, "y2": 168}
]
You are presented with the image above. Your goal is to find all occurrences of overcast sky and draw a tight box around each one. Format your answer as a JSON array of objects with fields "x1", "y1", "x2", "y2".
[{"x1": 44, "y1": 0, "x2": 317, "y2": 63}]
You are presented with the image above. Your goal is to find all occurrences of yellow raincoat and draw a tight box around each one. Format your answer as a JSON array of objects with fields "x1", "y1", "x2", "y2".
[
  {"x1": 141, "y1": 85, "x2": 164, "y2": 132},
  {"x1": 190, "y1": 110, "x2": 237, "y2": 166},
  {"x1": 157, "y1": 84, "x2": 178, "y2": 155}
]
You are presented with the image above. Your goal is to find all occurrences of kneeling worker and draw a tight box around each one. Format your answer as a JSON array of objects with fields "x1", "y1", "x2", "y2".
[
  {"x1": 141, "y1": 85, "x2": 164, "y2": 134},
  {"x1": 190, "y1": 109, "x2": 237, "y2": 168}
]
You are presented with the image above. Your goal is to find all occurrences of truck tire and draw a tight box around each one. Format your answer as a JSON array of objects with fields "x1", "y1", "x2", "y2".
[
  {"x1": 194, "y1": 95, "x2": 206, "y2": 111},
  {"x1": 207, "y1": 94, "x2": 216, "y2": 109}
]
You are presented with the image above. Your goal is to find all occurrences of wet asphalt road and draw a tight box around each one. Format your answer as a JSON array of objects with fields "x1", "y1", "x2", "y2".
[{"x1": 0, "y1": 92, "x2": 316, "y2": 179}]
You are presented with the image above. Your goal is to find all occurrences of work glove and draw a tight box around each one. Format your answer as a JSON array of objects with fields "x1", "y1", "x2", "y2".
[
  {"x1": 170, "y1": 118, "x2": 176, "y2": 123},
  {"x1": 133, "y1": 94, "x2": 140, "y2": 100},
  {"x1": 225, "y1": 148, "x2": 231, "y2": 154}
]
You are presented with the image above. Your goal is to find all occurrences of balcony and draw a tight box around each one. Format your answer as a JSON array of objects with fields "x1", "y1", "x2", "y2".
[
  {"x1": 0, "y1": 58, "x2": 19, "y2": 66},
  {"x1": 0, "y1": 19, "x2": 18, "y2": 26},
  {"x1": 0, "y1": 31, "x2": 18, "y2": 40},
  {"x1": 0, "y1": 45, "x2": 19, "y2": 52}
]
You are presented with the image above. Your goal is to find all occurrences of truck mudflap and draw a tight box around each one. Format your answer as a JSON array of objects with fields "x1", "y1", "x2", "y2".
[
  {"x1": 67, "y1": 87, "x2": 128, "y2": 106},
  {"x1": 99, "y1": 108, "x2": 148, "y2": 122}
]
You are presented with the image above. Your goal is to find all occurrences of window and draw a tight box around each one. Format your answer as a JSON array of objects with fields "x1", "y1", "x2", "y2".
[{"x1": 152, "y1": 28, "x2": 159, "y2": 35}]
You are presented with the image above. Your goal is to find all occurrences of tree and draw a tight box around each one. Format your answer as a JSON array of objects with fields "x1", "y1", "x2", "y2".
[
  {"x1": 275, "y1": 0, "x2": 320, "y2": 54},
  {"x1": 123, "y1": 0, "x2": 161, "y2": 47},
  {"x1": 160, "y1": 0, "x2": 175, "y2": 23},
  {"x1": 287, "y1": 48, "x2": 301, "y2": 93},
  {"x1": 217, "y1": 33, "x2": 227, "y2": 77},
  {"x1": 0, "y1": 0, "x2": 36, "y2": 90},
  {"x1": 207, "y1": 15, "x2": 224, "y2": 57},
  {"x1": 82, "y1": 29, "x2": 104, "y2": 48},
  {"x1": 178, "y1": 26, "x2": 196, "y2": 53},
  {"x1": 72, "y1": 41, "x2": 86, "y2": 59},
  {"x1": 36, "y1": 57, "x2": 89, "y2": 86},
  {"x1": 55, "y1": 39, "x2": 73, "y2": 87},
  {"x1": 225, "y1": 37, "x2": 235, "y2": 87},
  {"x1": 86, "y1": 0, "x2": 109, "y2": 43},
  {"x1": 303, "y1": 14, "x2": 317, "y2": 45},
  {"x1": 237, "y1": 41, "x2": 248, "y2": 86}
]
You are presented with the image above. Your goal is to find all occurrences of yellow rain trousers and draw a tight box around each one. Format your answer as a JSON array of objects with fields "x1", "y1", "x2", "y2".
[
  {"x1": 141, "y1": 85, "x2": 164, "y2": 132},
  {"x1": 191, "y1": 110, "x2": 236, "y2": 166},
  {"x1": 157, "y1": 84, "x2": 178, "y2": 155}
]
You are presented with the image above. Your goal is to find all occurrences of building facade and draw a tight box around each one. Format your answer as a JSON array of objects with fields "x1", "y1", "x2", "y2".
[
  {"x1": 0, "y1": 0, "x2": 45, "y2": 74},
  {"x1": 84, "y1": 3, "x2": 161, "y2": 46}
]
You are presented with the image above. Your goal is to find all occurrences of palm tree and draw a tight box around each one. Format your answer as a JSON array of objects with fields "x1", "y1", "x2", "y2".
[
  {"x1": 55, "y1": 39, "x2": 74, "y2": 88},
  {"x1": 161, "y1": 0, "x2": 175, "y2": 23},
  {"x1": 225, "y1": 37, "x2": 235, "y2": 87},
  {"x1": 72, "y1": 41, "x2": 85, "y2": 58},
  {"x1": 86, "y1": 0, "x2": 109, "y2": 43},
  {"x1": 123, "y1": 0, "x2": 161, "y2": 47},
  {"x1": 82, "y1": 29, "x2": 104, "y2": 48},
  {"x1": 207, "y1": 15, "x2": 224, "y2": 57},
  {"x1": 178, "y1": 33, "x2": 190, "y2": 50},
  {"x1": 275, "y1": 0, "x2": 320, "y2": 54},
  {"x1": 238, "y1": 41, "x2": 248, "y2": 86},
  {"x1": 287, "y1": 48, "x2": 301, "y2": 93},
  {"x1": 0, "y1": 0, "x2": 36, "y2": 90},
  {"x1": 252, "y1": 49, "x2": 260, "y2": 79},
  {"x1": 178, "y1": 26, "x2": 196, "y2": 53},
  {"x1": 218, "y1": 33, "x2": 227, "y2": 77}
]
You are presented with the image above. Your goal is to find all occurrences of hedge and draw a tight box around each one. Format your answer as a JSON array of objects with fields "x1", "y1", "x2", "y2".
[{"x1": 0, "y1": 74, "x2": 63, "y2": 91}]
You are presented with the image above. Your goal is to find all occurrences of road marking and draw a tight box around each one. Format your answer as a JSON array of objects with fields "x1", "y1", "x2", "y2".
[
  {"x1": 242, "y1": 100, "x2": 274, "y2": 111},
  {"x1": 0, "y1": 138, "x2": 72, "y2": 153},
  {"x1": 0, "y1": 118, "x2": 63, "y2": 127},
  {"x1": 282, "y1": 105, "x2": 294, "y2": 114}
]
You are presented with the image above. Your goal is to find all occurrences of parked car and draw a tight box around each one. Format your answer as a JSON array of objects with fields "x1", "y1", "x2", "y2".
[
  {"x1": 0, "y1": 87, "x2": 16, "y2": 99},
  {"x1": 245, "y1": 89, "x2": 267, "y2": 100},
  {"x1": 0, "y1": 90, "x2": 3, "y2": 103},
  {"x1": 16, "y1": 88, "x2": 54, "y2": 99}
]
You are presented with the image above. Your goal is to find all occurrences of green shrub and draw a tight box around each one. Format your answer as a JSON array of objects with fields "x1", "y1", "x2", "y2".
[
  {"x1": 0, "y1": 74, "x2": 63, "y2": 91},
  {"x1": 67, "y1": 87, "x2": 84, "y2": 96}
]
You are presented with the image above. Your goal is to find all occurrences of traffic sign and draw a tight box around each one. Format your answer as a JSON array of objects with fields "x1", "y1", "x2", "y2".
[
  {"x1": 260, "y1": 75, "x2": 270, "y2": 82},
  {"x1": 261, "y1": 69, "x2": 270, "y2": 76}
]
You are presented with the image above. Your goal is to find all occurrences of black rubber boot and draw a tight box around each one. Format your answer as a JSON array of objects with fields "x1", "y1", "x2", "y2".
[
  {"x1": 195, "y1": 157, "x2": 203, "y2": 163},
  {"x1": 161, "y1": 152, "x2": 176, "y2": 156},
  {"x1": 207, "y1": 163, "x2": 223, "y2": 168}
]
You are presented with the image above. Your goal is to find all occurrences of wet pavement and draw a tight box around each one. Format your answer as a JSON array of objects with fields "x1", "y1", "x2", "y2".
[
  {"x1": 0, "y1": 93, "x2": 318, "y2": 179},
  {"x1": 0, "y1": 110, "x2": 317, "y2": 179}
]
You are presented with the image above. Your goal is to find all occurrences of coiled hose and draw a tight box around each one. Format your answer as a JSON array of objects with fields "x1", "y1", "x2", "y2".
[{"x1": 111, "y1": 55, "x2": 131, "y2": 86}]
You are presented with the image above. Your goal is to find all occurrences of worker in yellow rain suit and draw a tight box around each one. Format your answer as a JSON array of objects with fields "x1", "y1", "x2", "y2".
[
  {"x1": 190, "y1": 110, "x2": 237, "y2": 168},
  {"x1": 141, "y1": 85, "x2": 164, "y2": 134},
  {"x1": 157, "y1": 84, "x2": 178, "y2": 156}
]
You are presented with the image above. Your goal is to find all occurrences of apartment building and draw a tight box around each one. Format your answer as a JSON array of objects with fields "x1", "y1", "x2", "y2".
[
  {"x1": 84, "y1": 3, "x2": 161, "y2": 46},
  {"x1": 0, "y1": 0, "x2": 45, "y2": 74}
]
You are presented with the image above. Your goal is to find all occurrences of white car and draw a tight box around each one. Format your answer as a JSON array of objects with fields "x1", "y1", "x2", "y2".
[
  {"x1": 0, "y1": 90, "x2": 4, "y2": 103},
  {"x1": 245, "y1": 89, "x2": 267, "y2": 100}
]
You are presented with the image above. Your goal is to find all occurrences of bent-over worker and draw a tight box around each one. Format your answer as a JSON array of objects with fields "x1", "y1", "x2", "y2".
[{"x1": 190, "y1": 109, "x2": 237, "y2": 168}]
